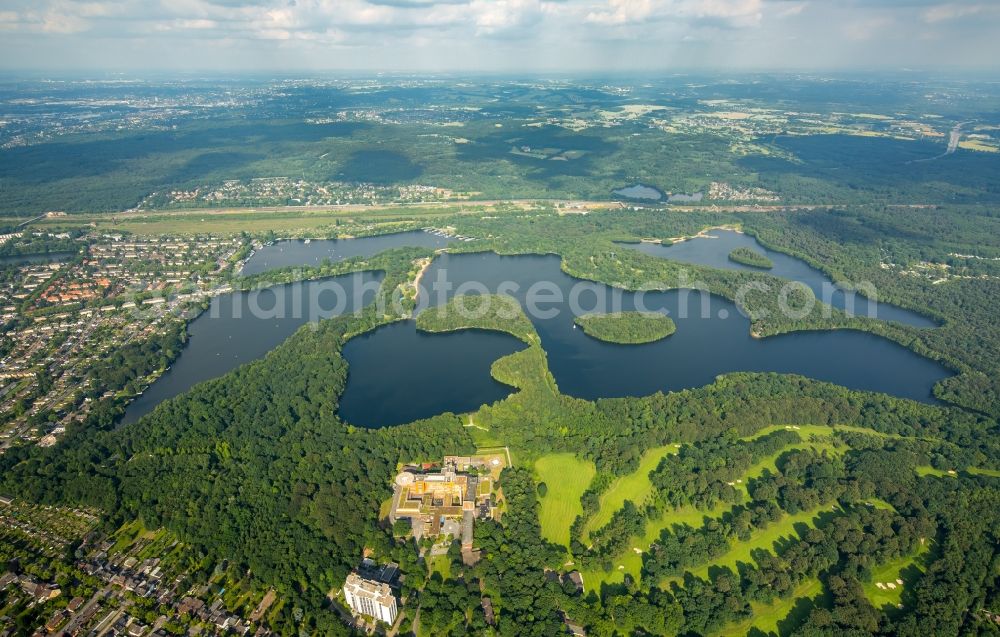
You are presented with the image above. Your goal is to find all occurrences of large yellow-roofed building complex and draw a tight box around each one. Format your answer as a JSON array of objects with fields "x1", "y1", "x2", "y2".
[{"x1": 389, "y1": 453, "x2": 506, "y2": 550}]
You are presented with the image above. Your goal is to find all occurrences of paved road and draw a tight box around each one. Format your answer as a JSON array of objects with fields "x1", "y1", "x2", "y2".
[
  {"x1": 913, "y1": 120, "x2": 972, "y2": 163},
  {"x1": 55, "y1": 587, "x2": 110, "y2": 637}
]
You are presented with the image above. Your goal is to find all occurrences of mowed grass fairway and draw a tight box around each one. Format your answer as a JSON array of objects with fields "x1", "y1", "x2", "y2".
[
  {"x1": 687, "y1": 506, "x2": 834, "y2": 581},
  {"x1": 582, "y1": 501, "x2": 733, "y2": 590},
  {"x1": 535, "y1": 453, "x2": 595, "y2": 548},
  {"x1": 583, "y1": 445, "x2": 676, "y2": 541},
  {"x1": 715, "y1": 578, "x2": 827, "y2": 636},
  {"x1": 579, "y1": 430, "x2": 846, "y2": 590},
  {"x1": 863, "y1": 542, "x2": 931, "y2": 609}
]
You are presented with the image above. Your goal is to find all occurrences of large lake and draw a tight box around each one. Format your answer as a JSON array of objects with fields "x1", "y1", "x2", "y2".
[
  {"x1": 123, "y1": 234, "x2": 952, "y2": 429},
  {"x1": 340, "y1": 252, "x2": 951, "y2": 426},
  {"x1": 338, "y1": 323, "x2": 526, "y2": 427},
  {"x1": 122, "y1": 231, "x2": 453, "y2": 425},
  {"x1": 120, "y1": 271, "x2": 383, "y2": 425},
  {"x1": 623, "y1": 230, "x2": 936, "y2": 327},
  {"x1": 613, "y1": 184, "x2": 663, "y2": 201}
]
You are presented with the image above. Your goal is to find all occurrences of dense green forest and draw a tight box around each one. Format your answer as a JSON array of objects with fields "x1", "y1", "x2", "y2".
[
  {"x1": 4, "y1": 88, "x2": 1000, "y2": 216},
  {"x1": 3, "y1": 236, "x2": 998, "y2": 634},
  {"x1": 2, "y1": 76, "x2": 1000, "y2": 635},
  {"x1": 4, "y1": 119, "x2": 1000, "y2": 634},
  {"x1": 574, "y1": 312, "x2": 677, "y2": 344},
  {"x1": 417, "y1": 294, "x2": 537, "y2": 345},
  {"x1": 729, "y1": 246, "x2": 774, "y2": 269}
]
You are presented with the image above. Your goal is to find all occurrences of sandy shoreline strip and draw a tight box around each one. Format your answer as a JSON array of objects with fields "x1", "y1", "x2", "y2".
[
  {"x1": 664, "y1": 224, "x2": 743, "y2": 245},
  {"x1": 411, "y1": 257, "x2": 432, "y2": 297}
]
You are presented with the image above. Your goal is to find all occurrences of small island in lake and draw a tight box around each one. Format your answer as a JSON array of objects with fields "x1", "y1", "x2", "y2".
[
  {"x1": 728, "y1": 246, "x2": 773, "y2": 269},
  {"x1": 574, "y1": 312, "x2": 676, "y2": 345}
]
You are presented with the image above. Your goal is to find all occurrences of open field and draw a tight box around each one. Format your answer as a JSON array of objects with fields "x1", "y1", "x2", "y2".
[
  {"x1": 534, "y1": 453, "x2": 596, "y2": 548},
  {"x1": 915, "y1": 465, "x2": 1000, "y2": 478},
  {"x1": 580, "y1": 427, "x2": 858, "y2": 590},
  {"x1": 582, "y1": 500, "x2": 734, "y2": 591},
  {"x1": 863, "y1": 542, "x2": 931, "y2": 610},
  {"x1": 967, "y1": 467, "x2": 1000, "y2": 478},
  {"x1": 6, "y1": 198, "x2": 840, "y2": 238},
  {"x1": 687, "y1": 506, "x2": 834, "y2": 581},
  {"x1": 742, "y1": 441, "x2": 843, "y2": 485},
  {"x1": 18, "y1": 205, "x2": 486, "y2": 236},
  {"x1": 715, "y1": 578, "x2": 827, "y2": 637},
  {"x1": 427, "y1": 553, "x2": 453, "y2": 580},
  {"x1": 10, "y1": 200, "x2": 619, "y2": 236},
  {"x1": 584, "y1": 445, "x2": 677, "y2": 539},
  {"x1": 915, "y1": 466, "x2": 956, "y2": 477}
]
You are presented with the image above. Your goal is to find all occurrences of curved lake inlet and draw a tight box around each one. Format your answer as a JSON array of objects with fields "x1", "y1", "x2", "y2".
[
  {"x1": 120, "y1": 271, "x2": 382, "y2": 425},
  {"x1": 623, "y1": 229, "x2": 936, "y2": 327},
  {"x1": 337, "y1": 322, "x2": 526, "y2": 428},
  {"x1": 241, "y1": 230, "x2": 453, "y2": 276},
  {"x1": 337, "y1": 252, "x2": 951, "y2": 426},
  {"x1": 124, "y1": 230, "x2": 454, "y2": 425}
]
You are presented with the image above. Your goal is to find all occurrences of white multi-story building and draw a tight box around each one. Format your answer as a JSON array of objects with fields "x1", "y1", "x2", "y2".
[{"x1": 343, "y1": 573, "x2": 398, "y2": 624}]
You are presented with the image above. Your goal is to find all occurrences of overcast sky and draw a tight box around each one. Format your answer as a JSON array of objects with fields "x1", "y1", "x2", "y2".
[{"x1": 0, "y1": 0, "x2": 997, "y2": 73}]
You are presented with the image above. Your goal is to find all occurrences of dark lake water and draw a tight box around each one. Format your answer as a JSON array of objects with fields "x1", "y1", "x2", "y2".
[
  {"x1": 124, "y1": 236, "x2": 953, "y2": 429},
  {"x1": 623, "y1": 230, "x2": 936, "y2": 327},
  {"x1": 120, "y1": 271, "x2": 383, "y2": 425},
  {"x1": 241, "y1": 230, "x2": 452, "y2": 276},
  {"x1": 339, "y1": 252, "x2": 951, "y2": 426},
  {"x1": 337, "y1": 323, "x2": 525, "y2": 427},
  {"x1": 613, "y1": 184, "x2": 663, "y2": 201}
]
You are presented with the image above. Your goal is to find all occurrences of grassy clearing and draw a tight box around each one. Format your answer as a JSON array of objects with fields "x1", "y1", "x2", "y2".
[
  {"x1": 917, "y1": 465, "x2": 1000, "y2": 478},
  {"x1": 915, "y1": 466, "x2": 956, "y2": 477},
  {"x1": 866, "y1": 497, "x2": 897, "y2": 511},
  {"x1": 30, "y1": 205, "x2": 482, "y2": 236},
  {"x1": 688, "y1": 506, "x2": 830, "y2": 580},
  {"x1": 378, "y1": 497, "x2": 393, "y2": 522},
  {"x1": 427, "y1": 553, "x2": 453, "y2": 580},
  {"x1": 535, "y1": 453, "x2": 596, "y2": 548},
  {"x1": 26, "y1": 201, "x2": 571, "y2": 236},
  {"x1": 584, "y1": 445, "x2": 677, "y2": 539},
  {"x1": 580, "y1": 428, "x2": 844, "y2": 591},
  {"x1": 467, "y1": 427, "x2": 507, "y2": 450},
  {"x1": 582, "y1": 501, "x2": 733, "y2": 591},
  {"x1": 967, "y1": 467, "x2": 1000, "y2": 478},
  {"x1": 716, "y1": 578, "x2": 826, "y2": 637},
  {"x1": 863, "y1": 541, "x2": 931, "y2": 610},
  {"x1": 738, "y1": 426, "x2": 845, "y2": 487}
]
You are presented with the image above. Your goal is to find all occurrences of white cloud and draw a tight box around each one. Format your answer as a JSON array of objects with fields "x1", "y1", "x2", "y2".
[
  {"x1": 922, "y1": 3, "x2": 987, "y2": 24},
  {"x1": 586, "y1": 0, "x2": 763, "y2": 28},
  {"x1": 0, "y1": 0, "x2": 996, "y2": 70},
  {"x1": 842, "y1": 15, "x2": 892, "y2": 41}
]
